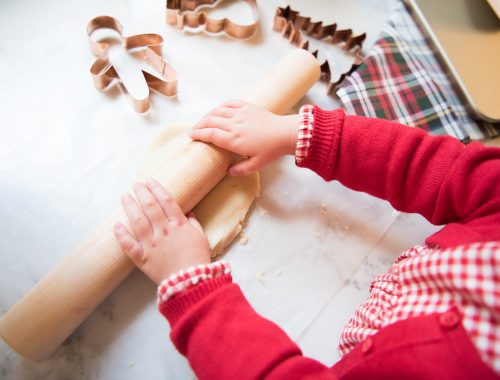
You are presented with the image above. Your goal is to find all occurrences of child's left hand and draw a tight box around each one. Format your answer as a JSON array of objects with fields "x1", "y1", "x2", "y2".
[{"x1": 113, "y1": 179, "x2": 211, "y2": 284}]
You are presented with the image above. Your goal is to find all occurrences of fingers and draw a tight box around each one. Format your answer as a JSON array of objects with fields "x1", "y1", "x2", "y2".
[
  {"x1": 228, "y1": 156, "x2": 260, "y2": 176},
  {"x1": 193, "y1": 115, "x2": 233, "y2": 132},
  {"x1": 121, "y1": 193, "x2": 152, "y2": 241},
  {"x1": 146, "y1": 179, "x2": 185, "y2": 224},
  {"x1": 133, "y1": 182, "x2": 168, "y2": 231},
  {"x1": 221, "y1": 99, "x2": 246, "y2": 109},
  {"x1": 187, "y1": 212, "x2": 204, "y2": 234},
  {"x1": 120, "y1": 180, "x2": 187, "y2": 239},
  {"x1": 192, "y1": 99, "x2": 246, "y2": 131},
  {"x1": 114, "y1": 223, "x2": 144, "y2": 264},
  {"x1": 207, "y1": 107, "x2": 236, "y2": 119},
  {"x1": 189, "y1": 128, "x2": 234, "y2": 151}
]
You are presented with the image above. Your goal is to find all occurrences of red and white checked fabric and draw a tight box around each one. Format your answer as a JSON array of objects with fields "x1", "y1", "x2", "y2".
[
  {"x1": 339, "y1": 242, "x2": 500, "y2": 372},
  {"x1": 157, "y1": 260, "x2": 231, "y2": 305},
  {"x1": 295, "y1": 105, "x2": 314, "y2": 164}
]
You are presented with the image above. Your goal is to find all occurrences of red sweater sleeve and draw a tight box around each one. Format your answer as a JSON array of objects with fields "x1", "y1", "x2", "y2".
[
  {"x1": 160, "y1": 275, "x2": 337, "y2": 380},
  {"x1": 298, "y1": 107, "x2": 500, "y2": 248}
]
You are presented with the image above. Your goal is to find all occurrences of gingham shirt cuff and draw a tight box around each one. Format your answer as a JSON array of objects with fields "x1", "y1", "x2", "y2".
[
  {"x1": 295, "y1": 104, "x2": 315, "y2": 164},
  {"x1": 157, "y1": 260, "x2": 231, "y2": 305}
]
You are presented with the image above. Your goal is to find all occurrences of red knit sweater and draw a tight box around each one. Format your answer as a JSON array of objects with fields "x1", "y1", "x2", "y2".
[{"x1": 160, "y1": 108, "x2": 500, "y2": 379}]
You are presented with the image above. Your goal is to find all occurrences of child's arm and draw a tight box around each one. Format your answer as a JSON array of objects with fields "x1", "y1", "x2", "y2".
[
  {"x1": 114, "y1": 180, "x2": 338, "y2": 380},
  {"x1": 191, "y1": 102, "x2": 500, "y2": 247},
  {"x1": 164, "y1": 281, "x2": 337, "y2": 380},
  {"x1": 295, "y1": 106, "x2": 500, "y2": 247}
]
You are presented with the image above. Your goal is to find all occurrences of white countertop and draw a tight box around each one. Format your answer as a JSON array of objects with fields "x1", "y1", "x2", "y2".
[{"x1": 0, "y1": 0, "x2": 441, "y2": 378}]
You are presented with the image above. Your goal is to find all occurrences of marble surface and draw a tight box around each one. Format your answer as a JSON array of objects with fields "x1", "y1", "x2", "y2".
[{"x1": 0, "y1": 0, "x2": 441, "y2": 378}]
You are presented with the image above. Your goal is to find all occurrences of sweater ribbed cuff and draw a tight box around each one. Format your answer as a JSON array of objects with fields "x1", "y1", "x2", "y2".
[
  {"x1": 295, "y1": 104, "x2": 315, "y2": 163},
  {"x1": 157, "y1": 260, "x2": 231, "y2": 305},
  {"x1": 159, "y1": 274, "x2": 233, "y2": 326},
  {"x1": 297, "y1": 106, "x2": 345, "y2": 182}
]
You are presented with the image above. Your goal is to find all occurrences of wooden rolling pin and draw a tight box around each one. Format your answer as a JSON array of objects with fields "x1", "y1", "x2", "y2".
[{"x1": 0, "y1": 49, "x2": 321, "y2": 361}]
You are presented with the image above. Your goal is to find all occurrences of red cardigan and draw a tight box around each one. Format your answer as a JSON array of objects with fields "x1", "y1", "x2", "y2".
[{"x1": 161, "y1": 108, "x2": 500, "y2": 379}]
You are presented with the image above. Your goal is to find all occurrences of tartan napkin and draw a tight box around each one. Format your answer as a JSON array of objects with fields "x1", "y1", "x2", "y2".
[{"x1": 336, "y1": 3, "x2": 499, "y2": 141}]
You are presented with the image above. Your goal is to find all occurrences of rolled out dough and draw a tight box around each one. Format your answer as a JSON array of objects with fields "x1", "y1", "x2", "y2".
[{"x1": 139, "y1": 125, "x2": 260, "y2": 257}]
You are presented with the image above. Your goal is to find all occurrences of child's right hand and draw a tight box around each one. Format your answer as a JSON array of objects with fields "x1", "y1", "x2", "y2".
[{"x1": 189, "y1": 100, "x2": 299, "y2": 176}]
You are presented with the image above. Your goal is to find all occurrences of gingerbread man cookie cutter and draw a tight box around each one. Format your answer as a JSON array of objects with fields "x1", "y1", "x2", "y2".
[
  {"x1": 273, "y1": 6, "x2": 366, "y2": 95},
  {"x1": 166, "y1": 0, "x2": 259, "y2": 39},
  {"x1": 87, "y1": 16, "x2": 178, "y2": 113}
]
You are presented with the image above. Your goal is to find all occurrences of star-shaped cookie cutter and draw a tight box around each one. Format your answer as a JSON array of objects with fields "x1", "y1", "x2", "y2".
[
  {"x1": 87, "y1": 16, "x2": 178, "y2": 113},
  {"x1": 273, "y1": 6, "x2": 366, "y2": 95},
  {"x1": 166, "y1": 0, "x2": 259, "y2": 39}
]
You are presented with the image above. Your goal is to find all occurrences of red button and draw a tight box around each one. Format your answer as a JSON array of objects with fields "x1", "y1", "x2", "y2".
[
  {"x1": 361, "y1": 337, "x2": 374, "y2": 354},
  {"x1": 439, "y1": 310, "x2": 461, "y2": 329}
]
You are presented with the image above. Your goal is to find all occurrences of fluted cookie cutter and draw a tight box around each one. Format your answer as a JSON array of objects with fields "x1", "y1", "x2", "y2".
[
  {"x1": 274, "y1": 6, "x2": 366, "y2": 95},
  {"x1": 87, "y1": 16, "x2": 178, "y2": 113},
  {"x1": 166, "y1": 0, "x2": 259, "y2": 39}
]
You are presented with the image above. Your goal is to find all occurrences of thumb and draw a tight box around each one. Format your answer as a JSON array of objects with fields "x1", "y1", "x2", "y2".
[
  {"x1": 187, "y1": 212, "x2": 204, "y2": 234},
  {"x1": 228, "y1": 156, "x2": 260, "y2": 176}
]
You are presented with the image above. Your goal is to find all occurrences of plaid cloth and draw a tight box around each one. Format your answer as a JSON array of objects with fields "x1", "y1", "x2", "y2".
[{"x1": 336, "y1": 3, "x2": 500, "y2": 141}]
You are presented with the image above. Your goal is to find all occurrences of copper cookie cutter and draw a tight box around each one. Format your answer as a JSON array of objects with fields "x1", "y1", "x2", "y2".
[
  {"x1": 273, "y1": 6, "x2": 366, "y2": 95},
  {"x1": 166, "y1": 0, "x2": 259, "y2": 39},
  {"x1": 87, "y1": 16, "x2": 178, "y2": 113}
]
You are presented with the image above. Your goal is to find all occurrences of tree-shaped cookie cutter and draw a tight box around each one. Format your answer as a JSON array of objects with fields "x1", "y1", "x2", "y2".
[
  {"x1": 166, "y1": 0, "x2": 259, "y2": 39},
  {"x1": 273, "y1": 6, "x2": 366, "y2": 95},
  {"x1": 87, "y1": 16, "x2": 178, "y2": 113}
]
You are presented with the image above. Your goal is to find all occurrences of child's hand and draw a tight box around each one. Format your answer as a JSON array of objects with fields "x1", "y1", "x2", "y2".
[
  {"x1": 113, "y1": 179, "x2": 211, "y2": 284},
  {"x1": 189, "y1": 100, "x2": 299, "y2": 176}
]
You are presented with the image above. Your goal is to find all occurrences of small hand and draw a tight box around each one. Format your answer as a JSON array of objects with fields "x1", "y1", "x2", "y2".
[
  {"x1": 114, "y1": 179, "x2": 211, "y2": 284},
  {"x1": 189, "y1": 100, "x2": 299, "y2": 176}
]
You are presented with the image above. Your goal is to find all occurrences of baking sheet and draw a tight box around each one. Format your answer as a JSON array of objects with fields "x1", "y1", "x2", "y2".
[{"x1": 406, "y1": 0, "x2": 500, "y2": 121}]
